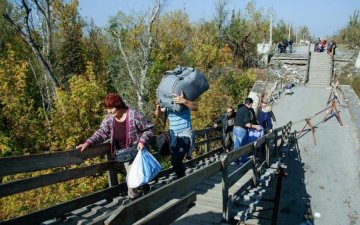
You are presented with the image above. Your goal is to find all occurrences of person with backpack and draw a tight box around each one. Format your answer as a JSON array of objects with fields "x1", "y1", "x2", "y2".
[
  {"x1": 76, "y1": 93, "x2": 154, "y2": 200},
  {"x1": 155, "y1": 91, "x2": 198, "y2": 179}
]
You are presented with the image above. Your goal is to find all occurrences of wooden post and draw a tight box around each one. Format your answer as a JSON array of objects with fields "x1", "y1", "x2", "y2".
[
  {"x1": 204, "y1": 133, "x2": 209, "y2": 153},
  {"x1": 221, "y1": 155, "x2": 229, "y2": 222},
  {"x1": 106, "y1": 153, "x2": 118, "y2": 187},
  {"x1": 265, "y1": 139, "x2": 270, "y2": 167},
  {"x1": 323, "y1": 100, "x2": 343, "y2": 126},
  {"x1": 251, "y1": 154, "x2": 258, "y2": 186},
  {"x1": 274, "y1": 130, "x2": 278, "y2": 158},
  {"x1": 280, "y1": 129, "x2": 285, "y2": 148}
]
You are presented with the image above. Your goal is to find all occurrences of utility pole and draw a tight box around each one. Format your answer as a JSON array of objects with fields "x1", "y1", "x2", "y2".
[{"x1": 269, "y1": 14, "x2": 273, "y2": 45}]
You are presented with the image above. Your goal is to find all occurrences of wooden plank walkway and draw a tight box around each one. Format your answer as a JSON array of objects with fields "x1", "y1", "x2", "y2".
[{"x1": 169, "y1": 165, "x2": 253, "y2": 225}]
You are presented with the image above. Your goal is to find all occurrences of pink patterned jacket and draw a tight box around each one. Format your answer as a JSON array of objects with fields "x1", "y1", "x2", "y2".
[{"x1": 85, "y1": 108, "x2": 154, "y2": 155}]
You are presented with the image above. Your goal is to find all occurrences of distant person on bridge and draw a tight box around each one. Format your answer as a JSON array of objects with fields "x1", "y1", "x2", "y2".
[
  {"x1": 288, "y1": 39, "x2": 293, "y2": 53},
  {"x1": 321, "y1": 39, "x2": 327, "y2": 52},
  {"x1": 155, "y1": 91, "x2": 198, "y2": 179},
  {"x1": 326, "y1": 41, "x2": 332, "y2": 54},
  {"x1": 277, "y1": 42, "x2": 285, "y2": 53},
  {"x1": 282, "y1": 39, "x2": 289, "y2": 53},
  {"x1": 233, "y1": 98, "x2": 261, "y2": 164},
  {"x1": 76, "y1": 93, "x2": 154, "y2": 200},
  {"x1": 315, "y1": 38, "x2": 323, "y2": 52},
  {"x1": 213, "y1": 106, "x2": 236, "y2": 152}
]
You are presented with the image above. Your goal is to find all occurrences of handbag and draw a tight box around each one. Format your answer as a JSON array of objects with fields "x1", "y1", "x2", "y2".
[
  {"x1": 155, "y1": 131, "x2": 170, "y2": 155},
  {"x1": 115, "y1": 146, "x2": 138, "y2": 163}
]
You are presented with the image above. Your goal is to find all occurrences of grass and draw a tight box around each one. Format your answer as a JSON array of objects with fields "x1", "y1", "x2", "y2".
[{"x1": 339, "y1": 74, "x2": 360, "y2": 96}]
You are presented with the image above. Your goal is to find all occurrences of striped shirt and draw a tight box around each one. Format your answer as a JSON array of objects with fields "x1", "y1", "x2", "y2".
[{"x1": 168, "y1": 108, "x2": 192, "y2": 136}]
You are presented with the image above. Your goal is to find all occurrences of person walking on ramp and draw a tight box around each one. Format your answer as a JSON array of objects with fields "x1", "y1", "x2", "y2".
[{"x1": 155, "y1": 91, "x2": 198, "y2": 178}]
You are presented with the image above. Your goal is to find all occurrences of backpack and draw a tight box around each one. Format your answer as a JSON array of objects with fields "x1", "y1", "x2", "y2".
[{"x1": 156, "y1": 66, "x2": 209, "y2": 112}]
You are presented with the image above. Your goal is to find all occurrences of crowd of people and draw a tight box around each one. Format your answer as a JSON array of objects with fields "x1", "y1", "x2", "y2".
[
  {"x1": 277, "y1": 39, "x2": 294, "y2": 53},
  {"x1": 314, "y1": 38, "x2": 337, "y2": 55},
  {"x1": 76, "y1": 92, "x2": 277, "y2": 200},
  {"x1": 213, "y1": 98, "x2": 276, "y2": 164},
  {"x1": 278, "y1": 37, "x2": 337, "y2": 55}
]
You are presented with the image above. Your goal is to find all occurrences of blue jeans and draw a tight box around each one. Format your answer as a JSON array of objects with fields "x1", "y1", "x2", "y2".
[{"x1": 233, "y1": 126, "x2": 249, "y2": 164}]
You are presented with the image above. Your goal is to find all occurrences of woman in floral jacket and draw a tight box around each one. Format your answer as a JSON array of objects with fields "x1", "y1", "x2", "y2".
[{"x1": 76, "y1": 93, "x2": 154, "y2": 199}]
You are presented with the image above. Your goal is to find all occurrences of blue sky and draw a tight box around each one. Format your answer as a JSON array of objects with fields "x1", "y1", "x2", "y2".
[{"x1": 78, "y1": 0, "x2": 359, "y2": 37}]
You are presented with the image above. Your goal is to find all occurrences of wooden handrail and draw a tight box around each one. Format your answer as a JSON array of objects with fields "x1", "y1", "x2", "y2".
[
  {"x1": 221, "y1": 121, "x2": 292, "y2": 222},
  {"x1": 1, "y1": 185, "x2": 126, "y2": 225},
  {"x1": 0, "y1": 143, "x2": 110, "y2": 177},
  {"x1": 0, "y1": 161, "x2": 115, "y2": 198},
  {"x1": 0, "y1": 126, "x2": 222, "y2": 224},
  {"x1": 0, "y1": 122, "x2": 292, "y2": 225}
]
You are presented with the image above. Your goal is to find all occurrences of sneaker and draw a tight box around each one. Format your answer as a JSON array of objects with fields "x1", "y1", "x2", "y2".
[{"x1": 129, "y1": 196, "x2": 139, "y2": 202}]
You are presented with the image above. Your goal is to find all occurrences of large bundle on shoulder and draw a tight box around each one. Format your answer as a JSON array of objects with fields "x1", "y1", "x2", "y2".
[{"x1": 156, "y1": 65, "x2": 209, "y2": 112}]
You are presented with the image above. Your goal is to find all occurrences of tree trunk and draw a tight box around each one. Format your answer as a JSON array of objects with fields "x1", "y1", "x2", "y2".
[
  {"x1": 3, "y1": 0, "x2": 60, "y2": 89},
  {"x1": 111, "y1": 0, "x2": 162, "y2": 112}
]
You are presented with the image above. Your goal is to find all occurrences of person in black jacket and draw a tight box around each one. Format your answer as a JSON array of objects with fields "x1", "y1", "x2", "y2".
[
  {"x1": 213, "y1": 107, "x2": 236, "y2": 152},
  {"x1": 233, "y1": 98, "x2": 261, "y2": 164}
]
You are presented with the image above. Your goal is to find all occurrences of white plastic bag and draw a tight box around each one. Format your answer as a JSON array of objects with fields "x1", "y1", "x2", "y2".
[{"x1": 127, "y1": 149, "x2": 162, "y2": 188}]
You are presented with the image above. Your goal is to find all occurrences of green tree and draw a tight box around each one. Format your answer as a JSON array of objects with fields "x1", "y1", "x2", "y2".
[
  {"x1": 0, "y1": 0, "x2": 29, "y2": 58},
  {"x1": 336, "y1": 10, "x2": 360, "y2": 48},
  {"x1": 297, "y1": 25, "x2": 311, "y2": 42},
  {"x1": 53, "y1": 0, "x2": 86, "y2": 83},
  {"x1": 3, "y1": 0, "x2": 60, "y2": 89},
  {"x1": 108, "y1": 0, "x2": 164, "y2": 113},
  {"x1": 213, "y1": 0, "x2": 269, "y2": 68},
  {"x1": 83, "y1": 21, "x2": 108, "y2": 81},
  {"x1": 273, "y1": 19, "x2": 288, "y2": 43}
]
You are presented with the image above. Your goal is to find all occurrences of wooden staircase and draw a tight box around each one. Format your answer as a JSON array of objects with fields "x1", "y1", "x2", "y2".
[{"x1": 307, "y1": 52, "x2": 332, "y2": 87}]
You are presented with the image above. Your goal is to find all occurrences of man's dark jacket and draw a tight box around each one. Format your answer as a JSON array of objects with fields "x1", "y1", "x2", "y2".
[{"x1": 214, "y1": 112, "x2": 235, "y2": 142}]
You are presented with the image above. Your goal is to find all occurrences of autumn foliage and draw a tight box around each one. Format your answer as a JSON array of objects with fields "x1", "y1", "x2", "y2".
[{"x1": 1, "y1": 0, "x2": 356, "y2": 221}]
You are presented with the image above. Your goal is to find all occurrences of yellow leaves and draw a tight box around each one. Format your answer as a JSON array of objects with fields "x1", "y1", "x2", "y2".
[
  {"x1": 0, "y1": 48, "x2": 44, "y2": 155},
  {"x1": 218, "y1": 45, "x2": 235, "y2": 66},
  {"x1": 0, "y1": 50, "x2": 28, "y2": 103},
  {"x1": 192, "y1": 69, "x2": 256, "y2": 130},
  {"x1": 53, "y1": 0, "x2": 80, "y2": 31},
  {"x1": 51, "y1": 62, "x2": 106, "y2": 151},
  {"x1": 192, "y1": 80, "x2": 230, "y2": 130},
  {"x1": 0, "y1": 133, "x2": 11, "y2": 155}
]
